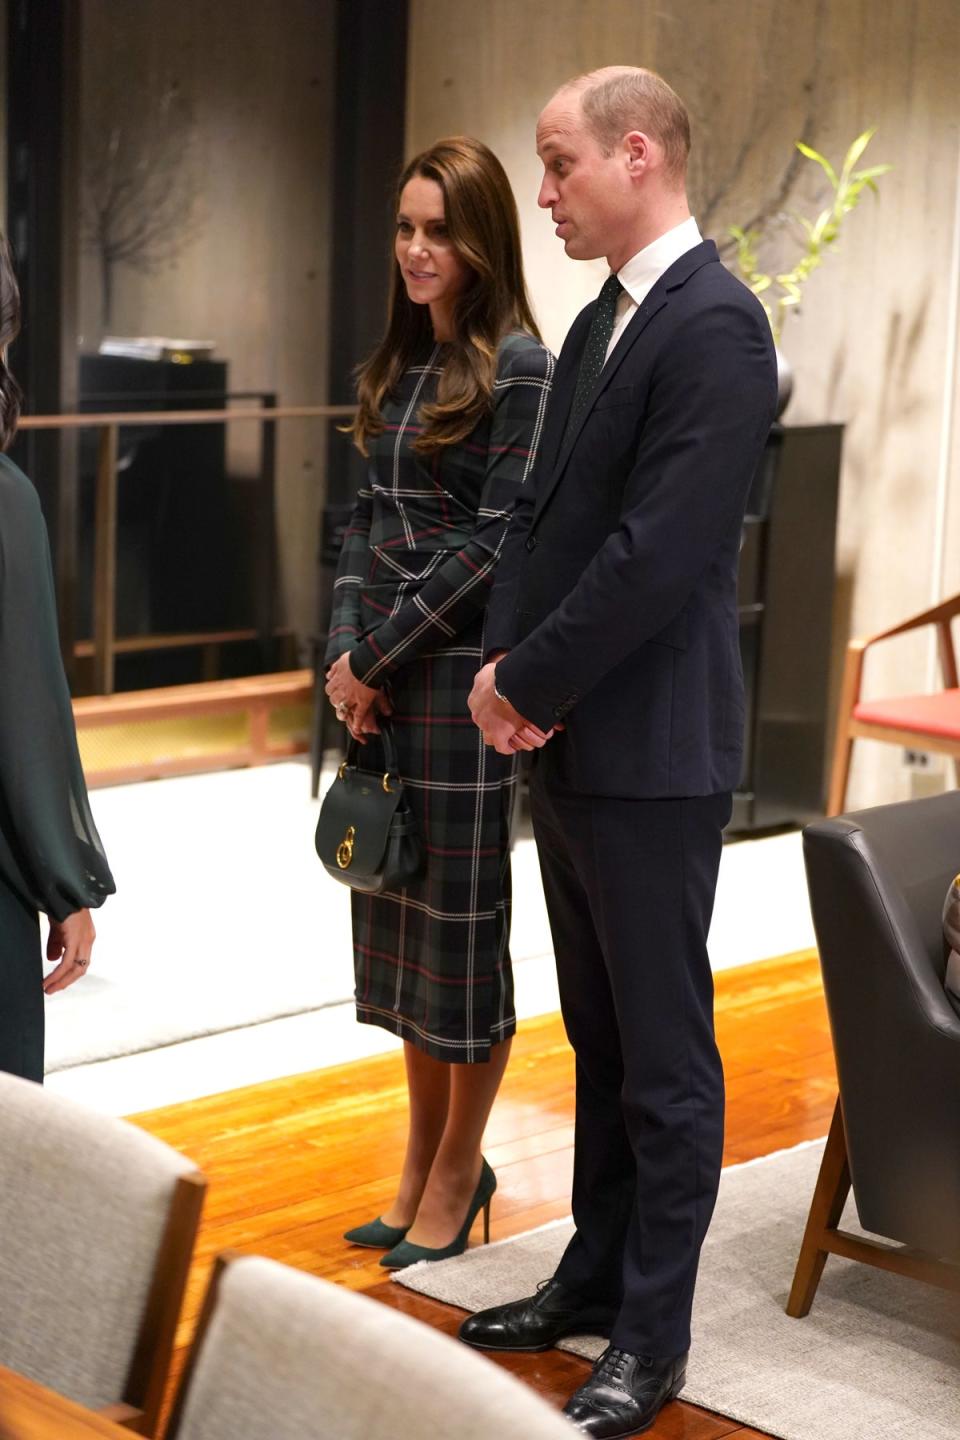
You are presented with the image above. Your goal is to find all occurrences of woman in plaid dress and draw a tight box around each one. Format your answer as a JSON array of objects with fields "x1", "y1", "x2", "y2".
[{"x1": 324, "y1": 138, "x2": 553, "y2": 1267}]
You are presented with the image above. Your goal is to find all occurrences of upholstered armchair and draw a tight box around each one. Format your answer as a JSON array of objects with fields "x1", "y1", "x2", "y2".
[
  {"x1": 828, "y1": 592, "x2": 960, "y2": 815},
  {"x1": 0, "y1": 1073, "x2": 206, "y2": 1434},
  {"x1": 166, "y1": 1252, "x2": 576, "y2": 1439},
  {"x1": 788, "y1": 791, "x2": 960, "y2": 1315}
]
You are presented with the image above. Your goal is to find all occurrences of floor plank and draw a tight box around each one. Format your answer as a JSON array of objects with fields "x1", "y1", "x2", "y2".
[{"x1": 131, "y1": 946, "x2": 833, "y2": 1436}]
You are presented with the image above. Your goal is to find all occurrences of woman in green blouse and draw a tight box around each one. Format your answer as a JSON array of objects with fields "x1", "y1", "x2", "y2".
[
  {"x1": 0, "y1": 235, "x2": 115, "y2": 1082},
  {"x1": 324, "y1": 138, "x2": 553, "y2": 1267}
]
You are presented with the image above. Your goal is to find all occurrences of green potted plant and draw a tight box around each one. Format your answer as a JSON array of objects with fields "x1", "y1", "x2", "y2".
[{"x1": 730, "y1": 128, "x2": 891, "y2": 412}]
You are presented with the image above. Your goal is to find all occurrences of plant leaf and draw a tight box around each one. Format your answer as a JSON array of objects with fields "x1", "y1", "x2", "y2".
[
  {"x1": 843, "y1": 127, "x2": 876, "y2": 172},
  {"x1": 796, "y1": 140, "x2": 838, "y2": 188},
  {"x1": 730, "y1": 126, "x2": 890, "y2": 341}
]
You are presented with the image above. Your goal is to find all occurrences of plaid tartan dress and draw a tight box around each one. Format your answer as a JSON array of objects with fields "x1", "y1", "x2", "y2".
[{"x1": 325, "y1": 332, "x2": 554, "y2": 1061}]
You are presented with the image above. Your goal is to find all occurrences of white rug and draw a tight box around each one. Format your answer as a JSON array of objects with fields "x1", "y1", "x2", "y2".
[
  {"x1": 394, "y1": 1140, "x2": 960, "y2": 1440},
  {"x1": 44, "y1": 763, "x2": 556, "y2": 1073},
  {"x1": 44, "y1": 762, "x2": 814, "y2": 1076}
]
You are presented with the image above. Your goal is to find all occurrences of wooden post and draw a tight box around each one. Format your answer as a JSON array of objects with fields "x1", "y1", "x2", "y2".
[
  {"x1": 250, "y1": 700, "x2": 270, "y2": 763},
  {"x1": 257, "y1": 400, "x2": 277, "y2": 671},
  {"x1": 92, "y1": 423, "x2": 119, "y2": 695}
]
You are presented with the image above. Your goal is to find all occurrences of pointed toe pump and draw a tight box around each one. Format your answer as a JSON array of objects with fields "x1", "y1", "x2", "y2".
[
  {"x1": 343, "y1": 1216, "x2": 410, "y2": 1249},
  {"x1": 380, "y1": 1158, "x2": 497, "y2": 1269}
]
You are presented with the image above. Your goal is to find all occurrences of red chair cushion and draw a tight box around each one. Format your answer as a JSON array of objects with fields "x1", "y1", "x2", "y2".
[{"x1": 853, "y1": 689, "x2": 960, "y2": 738}]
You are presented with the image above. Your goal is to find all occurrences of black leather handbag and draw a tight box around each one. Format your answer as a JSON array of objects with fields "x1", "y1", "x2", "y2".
[{"x1": 315, "y1": 718, "x2": 423, "y2": 893}]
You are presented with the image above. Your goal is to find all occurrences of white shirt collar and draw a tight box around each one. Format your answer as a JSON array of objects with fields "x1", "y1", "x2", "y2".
[{"x1": 615, "y1": 216, "x2": 703, "y2": 308}]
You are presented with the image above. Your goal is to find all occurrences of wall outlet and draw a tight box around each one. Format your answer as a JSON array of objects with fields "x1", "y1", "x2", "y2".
[{"x1": 902, "y1": 749, "x2": 948, "y2": 801}]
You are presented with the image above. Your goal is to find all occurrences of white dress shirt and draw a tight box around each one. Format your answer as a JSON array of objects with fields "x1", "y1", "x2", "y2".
[{"x1": 604, "y1": 216, "x2": 703, "y2": 363}]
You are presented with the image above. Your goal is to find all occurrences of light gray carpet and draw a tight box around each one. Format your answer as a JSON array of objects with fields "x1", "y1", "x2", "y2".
[{"x1": 394, "y1": 1140, "x2": 960, "y2": 1440}]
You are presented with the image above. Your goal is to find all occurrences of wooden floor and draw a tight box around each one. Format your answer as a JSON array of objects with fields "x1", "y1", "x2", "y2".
[{"x1": 133, "y1": 946, "x2": 835, "y2": 1438}]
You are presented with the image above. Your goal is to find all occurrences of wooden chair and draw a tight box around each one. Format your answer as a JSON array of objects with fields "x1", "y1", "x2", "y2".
[
  {"x1": 0, "y1": 1072, "x2": 206, "y2": 1436},
  {"x1": 828, "y1": 592, "x2": 960, "y2": 814},
  {"x1": 788, "y1": 793, "x2": 960, "y2": 1317},
  {"x1": 166, "y1": 1252, "x2": 577, "y2": 1439}
]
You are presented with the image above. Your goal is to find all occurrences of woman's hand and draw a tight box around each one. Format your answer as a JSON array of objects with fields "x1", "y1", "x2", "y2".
[
  {"x1": 43, "y1": 908, "x2": 97, "y2": 995},
  {"x1": 348, "y1": 691, "x2": 394, "y2": 742},
  {"x1": 325, "y1": 653, "x2": 391, "y2": 743}
]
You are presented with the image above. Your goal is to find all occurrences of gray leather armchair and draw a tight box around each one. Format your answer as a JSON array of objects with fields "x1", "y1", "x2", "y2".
[{"x1": 788, "y1": 790, "x2": 960, "y2": 1316}]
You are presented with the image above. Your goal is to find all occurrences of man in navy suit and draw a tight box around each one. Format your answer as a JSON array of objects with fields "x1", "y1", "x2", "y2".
[{"x1": 464, "y1": 67, "x2": 777, "y2": 1437}]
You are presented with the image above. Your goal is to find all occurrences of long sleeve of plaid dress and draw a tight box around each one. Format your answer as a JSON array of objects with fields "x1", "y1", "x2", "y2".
[
  {"x1": 323, "y1": 331, "x2": 554, "y2": 1062},
  {"x1": 327, "y1": 335, "x2": 554, "y2": 683},
  {"x1": 324, "y1": 478, "x2": 372, "y2": 663}
]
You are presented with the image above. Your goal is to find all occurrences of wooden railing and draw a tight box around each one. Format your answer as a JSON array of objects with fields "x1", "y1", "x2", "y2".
[{"x1": 18, "y1": 404, "x2": 356, "y2": 695}]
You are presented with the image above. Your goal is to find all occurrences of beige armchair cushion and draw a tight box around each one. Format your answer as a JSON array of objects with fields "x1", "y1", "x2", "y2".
[
  {"x1": 176, "y1": 1255, "x2": 576, "y2": 1439},
  {"x1": 0, "y1": 1071, "x2": 197, "y2": 1408}
]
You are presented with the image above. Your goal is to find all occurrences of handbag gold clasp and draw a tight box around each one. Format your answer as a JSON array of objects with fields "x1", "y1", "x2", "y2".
[
  {"x1": 336, "y1": 825, "x2": 356, "y2": 869},
  {"x1": 338, "y1": 760, "x2": 348, "y2": 781},
  {"x1": 382, "y1": 773, "x2": 397, "y2": 794}
]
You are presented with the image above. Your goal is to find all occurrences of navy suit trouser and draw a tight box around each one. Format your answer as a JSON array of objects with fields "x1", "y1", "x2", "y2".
[{"x1": 529, "y1": 746, "x2": 729, "y2": 1358}]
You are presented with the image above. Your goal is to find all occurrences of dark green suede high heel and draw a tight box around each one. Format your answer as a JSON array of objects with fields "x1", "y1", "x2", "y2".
[
  {"x1": 380, "y1": 1158, "x2": 496, "y2": 1269},
  {"x1": 343, "y1": 1216, "x2": 410, "y2": 1249}
]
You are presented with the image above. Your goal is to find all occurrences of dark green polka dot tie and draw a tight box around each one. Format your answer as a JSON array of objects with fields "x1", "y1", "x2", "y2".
[{"x1": 563, "y1": 272, "x2": 623, "y2": 446}]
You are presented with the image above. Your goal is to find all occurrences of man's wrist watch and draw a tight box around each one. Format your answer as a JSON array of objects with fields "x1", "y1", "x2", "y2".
[{"x1": 493, "y1": 667, "x2": 509, "y2": 705}]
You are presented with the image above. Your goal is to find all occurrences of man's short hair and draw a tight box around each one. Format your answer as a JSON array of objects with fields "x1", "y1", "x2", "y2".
[{"x1": 572, "y1": 67, "x2": 691, "y2": 182}]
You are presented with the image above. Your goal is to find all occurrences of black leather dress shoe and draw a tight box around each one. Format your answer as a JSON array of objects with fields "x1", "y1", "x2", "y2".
[
  {"x1": 563, "y1": 1346, "x2": 687, "y2": 1437},
  {"x1": 458, "y1": 1278, "x2": 618, "y2": 1353}
]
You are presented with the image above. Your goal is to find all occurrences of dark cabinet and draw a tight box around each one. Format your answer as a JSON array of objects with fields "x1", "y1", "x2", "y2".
[
  {"x1": 732, "y1": 423, "x2": 843, "y2": 831},
  {"x1": 77, "y1": 355, "x2": 232, "y2": 642}
]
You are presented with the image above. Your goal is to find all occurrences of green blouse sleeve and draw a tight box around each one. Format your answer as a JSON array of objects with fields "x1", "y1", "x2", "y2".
[{"x1": 0, "y1": 456, "x2": 115, "y2": 922}]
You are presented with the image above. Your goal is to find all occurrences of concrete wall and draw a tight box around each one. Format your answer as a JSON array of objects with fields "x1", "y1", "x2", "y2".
[
  {"x1": 407, "y1": 0, "x2": 960, "y2": 808},
  {"x1": 78, "y1": 0, "x2": 335, "y2": 644}
]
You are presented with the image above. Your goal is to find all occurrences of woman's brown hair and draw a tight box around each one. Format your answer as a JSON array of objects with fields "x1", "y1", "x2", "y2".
[
  {"x1": 349, "y1": 136, "x2": 539, "y2": 457},
  {"x1": 0, "y1": 234, "x2": 23, "y2": 452}
]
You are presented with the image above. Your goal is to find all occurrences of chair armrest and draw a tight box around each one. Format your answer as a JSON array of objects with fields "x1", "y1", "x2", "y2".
[
  {"x1": 845, "y1": 592, "x2": 960, "y2": 696},
  {"x1": 857, "y1": 591, "x2": 960, "y2": 649}
]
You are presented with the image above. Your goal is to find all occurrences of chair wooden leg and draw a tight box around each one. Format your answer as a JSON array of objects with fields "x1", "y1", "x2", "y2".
[
  {"x1": 786, "y1": 1097, "x2": 851, "y2": 1317},
  {"x1": 827, "y1": 734, "x2": 855, "y2": 817},
  {"x1": 826, "y1": 642, "x2": 866, "y2": 815}
]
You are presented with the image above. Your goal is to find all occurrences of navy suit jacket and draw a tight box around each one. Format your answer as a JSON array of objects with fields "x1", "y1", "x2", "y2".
[{"x1": 488, "y1": 240, "x2": 778, "y2": 798}]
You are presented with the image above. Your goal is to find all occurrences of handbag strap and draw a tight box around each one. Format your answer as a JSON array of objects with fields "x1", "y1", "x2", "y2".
[{"x1": 343, "y1": 715, "x2": 401, "y2": 785}]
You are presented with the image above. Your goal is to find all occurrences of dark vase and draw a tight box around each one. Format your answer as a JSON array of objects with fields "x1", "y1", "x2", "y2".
[{"x1": 775, "y1": 346, "x2": 793, "y2": 419}]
